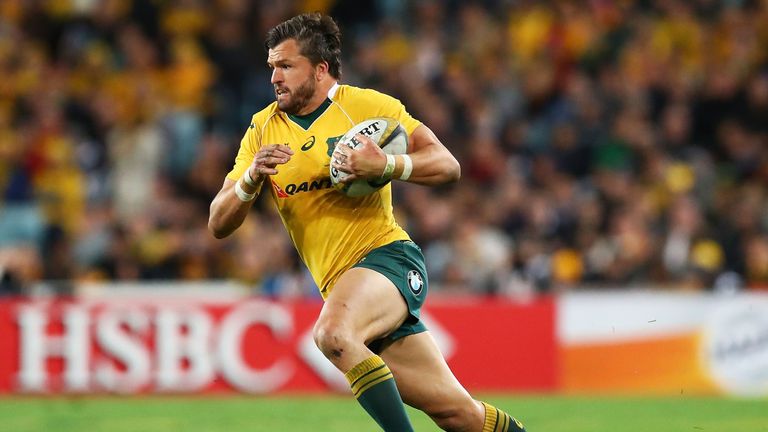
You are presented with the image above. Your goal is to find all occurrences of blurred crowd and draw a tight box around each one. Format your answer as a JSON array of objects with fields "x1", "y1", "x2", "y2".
[{"x1": 1, "y1": 0, "x2": 768, "y2": 297}]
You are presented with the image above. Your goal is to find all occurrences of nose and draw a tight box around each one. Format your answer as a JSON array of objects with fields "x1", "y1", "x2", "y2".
[{"x1": 271, "y1": 68, "x2": 282, "y2": 84}]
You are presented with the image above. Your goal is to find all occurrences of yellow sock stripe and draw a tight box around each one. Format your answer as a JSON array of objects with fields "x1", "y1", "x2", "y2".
[
  {"x1": 352, "y1": 370, "x2": 394, "y2": 398},
  {"x1": 350, "y1": 368, "x2": 392, "y2": 396},
  {"x1": 349, "y1": 364, "x2": 387, "y2": 391},
  {"x1": 498, "y1": 411, "x2": 509, "y2": 432},
  {"x1": 344, "y1": 355, "x2": 386, "y2": 386},
  {"x1": 482, "y1": 402, "x2": 498, "y2": 432}
]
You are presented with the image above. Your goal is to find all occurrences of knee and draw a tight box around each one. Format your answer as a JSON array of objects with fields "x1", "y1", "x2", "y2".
[
  {"x1": 425, "y1": 400, "x2": 483, "y2": 432},
  {"x1": 312, "y1": 319, "x2": 355, "y2": 362}
]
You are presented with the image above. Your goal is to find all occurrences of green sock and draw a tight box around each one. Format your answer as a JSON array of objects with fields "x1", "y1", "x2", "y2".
[
  {"x1": 345, "y1": 355, "x2": 414, "y2": 432},
  {"x1": 482, "y1": 401, "x2": 526, "y2": 431}
]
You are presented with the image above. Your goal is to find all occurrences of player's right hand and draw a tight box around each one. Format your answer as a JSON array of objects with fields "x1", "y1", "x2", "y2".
[
  {"x1": 251, "y1": 144, "x2": 293, "y2": 177},
  {"x1": 331, "y1": 133, "x2": 386, "y2": 182}
]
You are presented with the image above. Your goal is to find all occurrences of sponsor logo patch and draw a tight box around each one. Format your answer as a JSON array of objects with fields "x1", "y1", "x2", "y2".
[
  {"x1": 301, "y1": 136, "x2": 315, "y2": 151},
  {"x1": 407, "y1": 270, "x2": 424, "y2": 295},
  {"x1": 271, "y1": 178, "x2": 333, "y2": 198}
]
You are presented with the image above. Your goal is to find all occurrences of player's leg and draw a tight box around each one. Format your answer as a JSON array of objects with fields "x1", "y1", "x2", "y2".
[
  {"x1": 381, "y1": 331, "x2": 526, "y2": 432},
  {"x1": 313, "y1": 266, "x2": 414, "y2": 431}
]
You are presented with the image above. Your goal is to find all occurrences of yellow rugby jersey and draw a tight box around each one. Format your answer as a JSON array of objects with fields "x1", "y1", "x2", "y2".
[{"x1": 226, "y1": 83, "x2": 422, "y2": 298}]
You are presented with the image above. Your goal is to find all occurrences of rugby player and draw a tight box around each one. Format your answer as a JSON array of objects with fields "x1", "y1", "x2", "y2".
[{"x1": 209, "y1": 12, "x2": 526, "y2": 432}]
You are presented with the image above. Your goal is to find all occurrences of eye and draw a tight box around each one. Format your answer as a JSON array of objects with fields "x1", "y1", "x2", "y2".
[{"x1": 281, "y1": 64, "x2": 291, "y2": 70}]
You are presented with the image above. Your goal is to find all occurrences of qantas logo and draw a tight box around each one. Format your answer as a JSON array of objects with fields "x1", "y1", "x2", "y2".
[
  {"x1": 272, "y1": 178, "x2": 333, "y2": 198},
  {"x1": 271, "y1": 179, "x2": 289, "y2": 198}
]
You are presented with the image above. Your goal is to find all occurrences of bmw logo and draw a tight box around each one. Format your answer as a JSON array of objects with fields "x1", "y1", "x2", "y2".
[{"x1": 407, "y1": 270, "x2": 423, "y2": 295}]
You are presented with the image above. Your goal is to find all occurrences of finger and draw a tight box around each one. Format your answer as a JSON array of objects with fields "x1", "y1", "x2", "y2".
[
  {"x1": 332, "y1": 160, "x2": 353, "y2": 174},
  {"x1": 333, "y1": 146, "x2": 349, "y2": 157},
  {"x1": 261, "y1": 144, "x2": 280, "y2": 154},
  {"x1": 256, "y1": 166, "x2": 279, "y2": 175},
  {"x1": 271, "y1": 146, "x2": 294, "y2": 157},
  {"x1": 270, "y1": 154, "x2": 291, "y2": 164},
  {"x1": 339, "y1": 173, "x2": 358, "y2": 183},
  {"x1": 277, "y1": 144, "x2": 294, "y2": 155},
  {"x1": 258, "y1": 147, "x2": 277, "y2": 158},
  {"x1": 332, "y1": 151, "x2": 347, "y2": 164},
  {"x1": 259, "y1": 144, "x2": 293, "y2": 157},
  {"x1": 354, "y1": 133, "x2": 373, "y2": 145},
  {"x1": 258, "y1": 152, "x2": 291, "y2": 163}
]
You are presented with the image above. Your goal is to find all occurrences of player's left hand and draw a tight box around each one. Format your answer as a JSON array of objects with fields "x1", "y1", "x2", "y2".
[{"x1": 331, "y1": 134, "x2": 386, "y2": 183}]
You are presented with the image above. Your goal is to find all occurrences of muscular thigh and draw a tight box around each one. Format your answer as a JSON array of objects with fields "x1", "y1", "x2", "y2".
[
  {"x1": 381, "y1": 331, "x2": 475, "y2": 412},
  {"x1": 319, "y1": 267, "x2": 409, "y2": 344}
]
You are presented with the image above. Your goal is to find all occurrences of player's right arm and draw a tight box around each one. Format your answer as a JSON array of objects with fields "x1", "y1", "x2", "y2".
[{"x1": 208, "y1": 144, "x2": 293, "y2": 239}]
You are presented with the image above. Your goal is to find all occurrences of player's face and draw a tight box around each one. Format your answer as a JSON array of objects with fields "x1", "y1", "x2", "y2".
[{"x1": 268, "y1": 39, "x2": 318, "y2": 115}]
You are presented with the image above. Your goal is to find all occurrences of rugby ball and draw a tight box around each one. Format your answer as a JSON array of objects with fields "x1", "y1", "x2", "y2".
[{"x1": 330, "y1": 117, "x2": 408, "y2": 197}]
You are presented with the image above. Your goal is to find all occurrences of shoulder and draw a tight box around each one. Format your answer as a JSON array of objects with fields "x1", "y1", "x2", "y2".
[
  {"x1": 249, "y1": 102, "x2": 281, "y2": 132},
  {"x1": 333, "y1": 85, "x2": 405, "y2": 121},
  {"x1": 335, "y1": 84, "x2": 400, "y2": 105}
]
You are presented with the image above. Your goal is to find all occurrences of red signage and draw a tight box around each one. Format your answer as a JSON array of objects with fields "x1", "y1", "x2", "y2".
[{"x1": 0, "y1": 297, "x2": 556, "y2": 394}]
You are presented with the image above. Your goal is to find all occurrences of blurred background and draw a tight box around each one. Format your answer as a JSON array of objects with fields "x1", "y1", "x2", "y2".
[
  {"x1": 2, "y1": 0, "x2": 768, "y2": 298},
  {"x1": 1, "y1": 0, "x2": 768, "y2": 297},
  {"x1": 0, "y1": 1, "x2": 768, "y2": 430}
]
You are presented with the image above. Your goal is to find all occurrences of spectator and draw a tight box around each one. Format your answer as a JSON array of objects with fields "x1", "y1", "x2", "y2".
[{"x1": 0, "y1": 0, "x2": 767, "y2": 295}]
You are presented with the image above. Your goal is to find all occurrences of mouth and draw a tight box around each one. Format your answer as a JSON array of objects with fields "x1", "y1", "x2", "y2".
[{"x1": 275, "y1": 88, "x2": 289, "y2": 98}]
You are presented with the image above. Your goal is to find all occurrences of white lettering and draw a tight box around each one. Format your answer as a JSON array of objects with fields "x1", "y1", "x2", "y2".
[
  {"x1": 155, "y1": 308, "x2": 214, "y2": 392},
  {"x1": 217, "y1": 301, "x2": 293, "y2": 393},
  {"x1": 16, "y1": 305, "x2": 90, "y2": 392},
  {"x1": 95, "y1": 308, "x2": 151, "y2": 393}
]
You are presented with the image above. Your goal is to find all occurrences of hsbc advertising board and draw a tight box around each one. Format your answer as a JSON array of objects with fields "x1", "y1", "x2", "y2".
[
  {"x1": 0, "y1": 297, "x2": 557, "y2": 394},
  {"x1": 2, "y1": 291, "x2": 767, "y2": 396}
]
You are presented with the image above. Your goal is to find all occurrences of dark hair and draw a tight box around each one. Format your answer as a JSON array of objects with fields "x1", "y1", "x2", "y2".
[{"x1": 265, "y1": 13, "x2": 342, "y2": 79}]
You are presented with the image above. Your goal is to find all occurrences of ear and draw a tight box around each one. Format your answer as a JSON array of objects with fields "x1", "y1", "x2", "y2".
[{"x1": 315, "y1": 61, "x2": 329, "y2": 81}]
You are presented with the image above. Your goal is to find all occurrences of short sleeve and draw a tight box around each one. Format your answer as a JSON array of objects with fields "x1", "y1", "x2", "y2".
[
  {"x1": 373, "y1": 91, "x2": 422, "y2": 136},
  {"x1": 225, "y1": 116, "x2": 262, "y2": 182}
]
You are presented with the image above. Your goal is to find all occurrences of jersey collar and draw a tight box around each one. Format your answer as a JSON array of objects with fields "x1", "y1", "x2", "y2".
[
  {"x1": 327, "y1": 81, "x2": 339, "y2": 99},
  {"x1": 286, "y1": 82, "x2": 339, "y2": 130},
  {"x1": 287, "y1": 98, "x2": 332, "y2": 130}
]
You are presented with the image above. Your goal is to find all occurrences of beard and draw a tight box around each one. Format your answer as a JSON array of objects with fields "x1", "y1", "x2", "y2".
[{"x1": 276, "y1": 75, "x2": 316, "y2": 115}]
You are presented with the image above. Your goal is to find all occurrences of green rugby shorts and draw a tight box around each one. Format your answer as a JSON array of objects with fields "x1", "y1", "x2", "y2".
[{"x1": 353, "y1": 239, "x2": 429, "y2": 352}]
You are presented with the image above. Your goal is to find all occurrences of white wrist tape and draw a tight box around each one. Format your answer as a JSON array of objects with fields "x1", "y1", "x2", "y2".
[
  {"x1": 399, "y1": 154, "x2": 413, "y2": 181},
  {"x1": 242, "y1": 169, "x2": 259, "y2": 187},
  {"x1": 235, "y1": 179, "x2": 256, "y2": 202},
  {"x1": 381, "y1": 154, "x2": 396, "y2": 179}
]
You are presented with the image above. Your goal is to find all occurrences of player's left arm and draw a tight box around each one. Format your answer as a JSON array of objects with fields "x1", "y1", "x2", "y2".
[
  {"x1": 332, "y1": 124, "x2": 460, "y2": 186},
  {"x1": 399, "y1": 124, "x2": 461, "y2": 185}
]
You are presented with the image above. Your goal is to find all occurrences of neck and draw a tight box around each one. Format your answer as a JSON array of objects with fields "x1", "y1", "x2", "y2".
[{"x1": 296, "y1": 79, "x2": 337, "y2": 116}]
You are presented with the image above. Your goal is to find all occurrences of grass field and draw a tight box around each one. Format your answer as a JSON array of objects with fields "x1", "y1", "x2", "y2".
[{"x1": 0, "y1": 394, "x2": 766, "y2": 432}]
